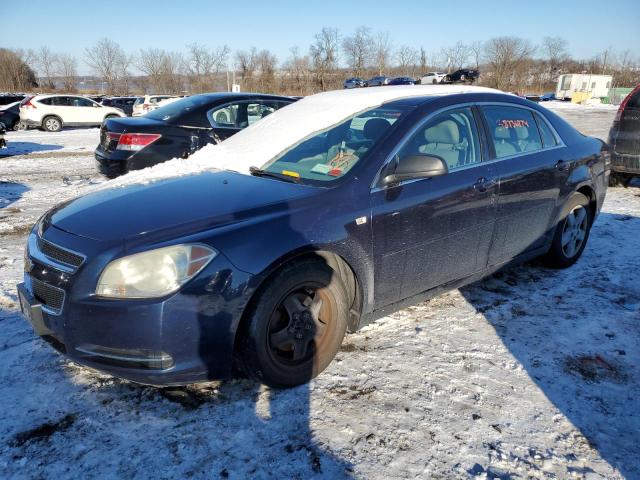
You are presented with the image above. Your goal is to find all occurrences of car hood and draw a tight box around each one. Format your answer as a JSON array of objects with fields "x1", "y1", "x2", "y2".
[{"x1": 47, "y1": 171, "x2": 318, "y2": 243}]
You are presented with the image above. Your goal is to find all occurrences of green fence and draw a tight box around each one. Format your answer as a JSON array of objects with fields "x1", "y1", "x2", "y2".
[{"x1": 603, "y1": 88, "x2": 634, "y2": 105}]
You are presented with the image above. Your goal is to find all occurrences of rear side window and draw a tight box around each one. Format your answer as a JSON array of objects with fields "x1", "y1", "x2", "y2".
[
  {"x1": 534, "y1": 112, "x2": 558, "y2": 148},
  {"x1": 38, "y1": 97, "x2": 53, "y2": 105},
  {"x1": 482, "y1": 106, "x2": 542, "y2": 158},
  {"x1": 133, "y1": 97, "x2": 144, "y2": 106}
]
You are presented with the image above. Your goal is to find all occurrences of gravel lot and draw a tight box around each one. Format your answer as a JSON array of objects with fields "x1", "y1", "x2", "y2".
[{"x1": 0, "y1": 102, "x2": 638, "y2": 480}]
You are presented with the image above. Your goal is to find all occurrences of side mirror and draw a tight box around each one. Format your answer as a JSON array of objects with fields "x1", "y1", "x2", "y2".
[{"x1": 383, "y1": 154, "x2": 448, "y2": 185}]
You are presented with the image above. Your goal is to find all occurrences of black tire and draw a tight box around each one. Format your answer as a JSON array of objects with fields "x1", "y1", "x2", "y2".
[
  {"x1": 238, "y1": 259, "x2": 348, "y2": 388},
  {"x1": 545, "y1": 192, "x2": 592, "y2": 268},
  {"x1": 609, "y1": 172, "x2": 628, "y2": 187},
  {"x1": 42, "y1": 116, "x2": 62, "y2": 132}
]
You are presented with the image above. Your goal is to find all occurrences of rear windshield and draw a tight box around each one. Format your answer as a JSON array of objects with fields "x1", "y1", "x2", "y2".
[{"x1": 145, "y1": 95, "x2": 212, "y2": 122}]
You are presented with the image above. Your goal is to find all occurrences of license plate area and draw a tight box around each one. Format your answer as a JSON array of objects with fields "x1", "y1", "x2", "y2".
[{"x1": 17, "y1": 283, "x2": 54, "y2": 336}]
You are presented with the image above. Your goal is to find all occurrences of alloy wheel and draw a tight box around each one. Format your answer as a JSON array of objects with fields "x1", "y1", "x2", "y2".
[{"x1": 561, "y1": 205, "x2": 588, "y2": 258}]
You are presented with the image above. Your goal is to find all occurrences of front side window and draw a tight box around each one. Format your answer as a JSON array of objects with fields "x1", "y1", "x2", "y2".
[
  {"x1": 395, "y1": 107, "x2": 481, "y2": 171},
  {"x1": 482, "y1": 105, "x2": 542, "y2": 158},
  {"x1": 259, "y1": 106, "x2": 408, "y2": 183}
]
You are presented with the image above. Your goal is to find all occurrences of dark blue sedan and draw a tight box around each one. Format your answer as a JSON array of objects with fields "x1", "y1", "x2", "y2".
[{"x1": 17, "y1": 87, "x2": 609, "y2": 388}]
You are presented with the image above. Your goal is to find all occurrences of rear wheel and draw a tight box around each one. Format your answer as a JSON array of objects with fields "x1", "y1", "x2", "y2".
[
  {"x1": 42, "y1": 116, "x2": 62, "y2": 132},
  {"x1": 238, "y1": 260, "x2": 348, "y2": 388},
  {"x1": 545, "y1": 192, "x2": 592, "y2": 268},
  {"x1": 609, "y1": 172, "x2": 629, "y2": 187}
]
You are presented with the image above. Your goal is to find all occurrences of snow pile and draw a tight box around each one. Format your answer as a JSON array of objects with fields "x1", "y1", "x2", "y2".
[
  {"x1": 105, "y1": 85, "x2": 500, "y2": 189},
  {"x1": 541, "y1": 100, "x2": 618, "y2": 111}
]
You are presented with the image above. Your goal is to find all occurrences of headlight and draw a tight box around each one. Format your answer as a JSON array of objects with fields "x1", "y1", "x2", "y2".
[{"x1": 96, "y1": 244, "x2": 217, "y2": 298}]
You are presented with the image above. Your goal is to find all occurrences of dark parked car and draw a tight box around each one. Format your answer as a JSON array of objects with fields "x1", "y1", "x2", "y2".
[
  {"x1": 343, "y1": 78, "x2": 367, "y2": 89},
  {"x1": 95, "y1": 93, "x2": 296, "y2": 178},
  {"x1": 541, "y1": 92, "x2": 556, "y2": 101},
  {"x1": 367, "y1": 76, "x2": 390, "y2": 87},
  {"x1": 445, "y1": 69, "x2": 480, "y2": 83},
  {"x1": 525, "y1": 94, "x2": 542, "y2": 103},
  {"x1": 0, "y1": 94, "x2": 26, "y2": 106},
  {"x1": 18, "y1": 88, "x2": 608, "y2": 388},
  {"x1": 101, "y1": 96, "x2": 140, "y2": 116},
  {"x1": 0, "y1": 102, "x2": 22, "y2": 130},
  {"x1": 388, "y1": 76, "x2": 416, "y2": 85},
  {"x1": 608, "y1": 84, "x2": 640, "y2": 186}
]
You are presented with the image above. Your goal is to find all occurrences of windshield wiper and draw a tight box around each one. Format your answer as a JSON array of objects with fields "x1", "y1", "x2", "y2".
[{"x1": 249, "y1": 166, "x2": 300, "y2": 183}]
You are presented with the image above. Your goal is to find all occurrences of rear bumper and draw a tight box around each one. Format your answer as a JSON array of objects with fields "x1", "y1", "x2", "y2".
[
  {"x1": 94, "y1": 147, "x2": 167, "y2": 178},
  {"x1": 611, "y1": 152, "x2": 640, "y2": 175}
]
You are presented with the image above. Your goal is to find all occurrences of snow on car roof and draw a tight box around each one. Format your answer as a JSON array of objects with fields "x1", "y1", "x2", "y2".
[{"x1": 106, "y1": 85, "x2": 500, "y2": 189}]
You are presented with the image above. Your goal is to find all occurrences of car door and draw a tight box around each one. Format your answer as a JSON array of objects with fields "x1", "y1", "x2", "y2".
[
  {"x1": 479, "y1": 104, "x2": 566, "y2": 265},
  {"x1": 370, "y1": 106, "x2": 498, "y2": 307},
  {"x1": 50, "y1": 96, "x2": 77, "y2": 124},
  {"x1": 75, "y1": 97, "x2": 103, "y2": 123}
]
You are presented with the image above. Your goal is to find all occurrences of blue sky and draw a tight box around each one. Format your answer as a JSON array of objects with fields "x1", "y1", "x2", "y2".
[{"x1": 3, "y1": 0, "x2": 639, "y2": 74}]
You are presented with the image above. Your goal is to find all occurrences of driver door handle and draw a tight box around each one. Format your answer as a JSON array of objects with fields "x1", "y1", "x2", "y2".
[{"x1": 473, "y1": 177, "x2": 496, "y2": 193}]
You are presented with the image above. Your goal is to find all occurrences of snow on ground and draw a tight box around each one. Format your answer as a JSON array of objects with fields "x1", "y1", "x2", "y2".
[
  {"x1": 0, "y1": 106, "x2": 639, "y2": 479},
  {"x1": 0, "y1": 128, "x2": 100, "y2": 158}
]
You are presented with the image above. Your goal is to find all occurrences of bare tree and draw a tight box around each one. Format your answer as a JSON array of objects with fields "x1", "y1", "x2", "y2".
[
  {"x1": 186, "y1": 43, "x2": 230, "y2": 92},
  {"x1": 160, "y1": 51, "x2": 184, "y2": 93},
  {"x1": 0, "y1": 48, "x2": 37, "y2": 91},
  {"x1": 469, "y1": 41, "x2": 483, "y2": 70},
  {"x1": 342, "y1": 26, "x2": 372, "y2": 78},
  {"x1": 56, "y1": 53, "x2": 77, "y2": 92},
  {"x1": 396, "y1": 45, "x2": 418, "y2": 75},
  {"x1": 85, "y1": 38, "x2": 129, "y2": 94},
  {"x1": 137, "y1": 48, "x2": 166, "y2": 92},
  {"x1": 483, "y1": 36, "x2": 535, "y2": 90},
  {"x1": 309, "y1": 27, "x2": 339, "y2": 91},
  {"x1": 236, "y1": 47, "x2": 258, "y2": 91},
  {"x1": 373, "y1": 31, "x2": 393, "y2": 76},
  {"x1": 36, "y1": 46, "x2": 57, "y2": 90},
  {"x1": 284, "y1": 46, "x2": 312, "y2": 95},
  {"x1": 256, "y1": 49, "x2": 278, "y2": 92},
  {"x1": 441, "y1": 41, "x2": 471, "y2": 72}
]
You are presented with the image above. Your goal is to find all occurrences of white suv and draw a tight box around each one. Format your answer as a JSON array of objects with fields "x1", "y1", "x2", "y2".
[
  {"x1": 132, "y1": 95, "x2": 180, "y2": 116},
  {"x1": 19, "y1": 94, "x2": 125, "y2": 132},
  {"x1": 420, "y1": 72, "x2": 447, "y2": 84}
]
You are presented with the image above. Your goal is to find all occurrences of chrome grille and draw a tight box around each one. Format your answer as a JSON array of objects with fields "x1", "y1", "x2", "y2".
[
  {"x1": 38, "y1": 238, "x2": 84, "y2": 269},
  {"x1": 31, "y1": 277, "x2": 65, "y2": 314}
]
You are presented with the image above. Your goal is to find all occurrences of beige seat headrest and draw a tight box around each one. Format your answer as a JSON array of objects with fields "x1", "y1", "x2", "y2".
[{"x1": 424, "y1": 120, "x2": 460, "y2": 144}]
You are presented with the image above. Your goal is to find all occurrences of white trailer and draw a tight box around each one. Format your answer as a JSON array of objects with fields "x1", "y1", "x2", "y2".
[{"x1": 556, "y1": 74, "x2": 613, "y2": 100}]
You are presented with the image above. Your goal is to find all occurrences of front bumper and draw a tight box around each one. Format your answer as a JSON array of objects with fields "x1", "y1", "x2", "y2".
[{"x1": 19, "y1": 227, "x2": 257, "y2": 386}]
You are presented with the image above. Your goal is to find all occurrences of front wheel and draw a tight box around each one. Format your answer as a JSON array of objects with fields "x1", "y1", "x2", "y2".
[
  {"x1": 545, "y1": 192, "x2": 592, "y2": 268},
  {"x1": 238, "y1": 260, "x2": 348, "y2": 388}
]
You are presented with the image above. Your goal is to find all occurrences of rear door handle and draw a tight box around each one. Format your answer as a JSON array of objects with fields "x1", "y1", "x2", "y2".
[
  {"x1": 556, "y1": 160, "x2": 569, "y2": 171},
  {"x1": 473, "y1": 177, "x2": 497, "y2": 193}
]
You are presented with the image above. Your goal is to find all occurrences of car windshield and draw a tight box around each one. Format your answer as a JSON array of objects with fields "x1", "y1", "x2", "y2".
[
  {"x1": 258, "y1": 105, "x2": 409, "y2": 184},
  {"x1": 145, "y1": 96, "x2": 211, "y2": 122}
]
